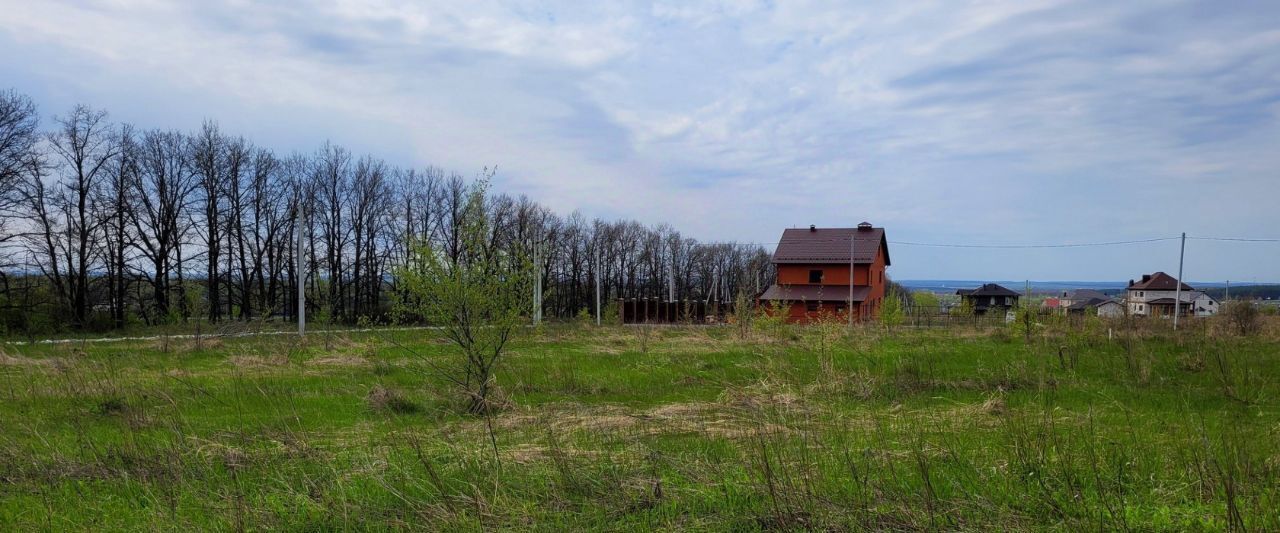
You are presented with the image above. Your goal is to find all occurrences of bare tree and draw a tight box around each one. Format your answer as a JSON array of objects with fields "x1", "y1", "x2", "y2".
[
  {"x1": 19, "y1": 105, "x2": 118, "y2": 326},
  {"x1": 132, "y1": 129, "x2": 196, "y2": 322},
  {"x1": 348, "y1": 155, "x2": 391, "y2": 320},
  {"x1": 314, "y1": 142, "x2": 352, "y2": 322},
  {"x1": 0, "y1": 90, "x2": 41, "y2": 245},
  {"x1": 99, "y1": 124, "x2": 139, "y2": 328},
  {"x1": 191, "y1": 121, "x2": 228, "y2": 322},
  {"x1": 0, "y1": 90, "x2": 42, "y2": 319}
]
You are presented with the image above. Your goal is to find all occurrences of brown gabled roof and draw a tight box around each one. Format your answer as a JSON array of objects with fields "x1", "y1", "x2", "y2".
[
  {"x1": 1067, "y1": 297, "x2": 1116, "y2": 311},
  {"x1": 759, "y1": 284, "x2": 870, "y2": 302},
  {"x1": 1067, "y1": 289, "x2": 1110, "y2": 301},
  {"x1": 1128, "y1": 272, "x2": 1193, "y2": 291},
  {"x1": 772, "y1": 225, "x2": 889, "y2": 265},
  {"x1": 958, "y1": 283, "x2": 1019, "y2": 297}
]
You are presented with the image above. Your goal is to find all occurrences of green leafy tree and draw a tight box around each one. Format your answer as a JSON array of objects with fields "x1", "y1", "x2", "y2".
[
  {"x1": 880, "y1": 292, "x2": 904, "y2": 330},
  {"x1": 395, "y1": 177, "x2": 532, "y2": 415}
]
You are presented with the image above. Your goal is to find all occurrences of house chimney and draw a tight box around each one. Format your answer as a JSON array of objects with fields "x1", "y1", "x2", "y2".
[
  {"x1": 1128, "y1": 279, "x2": 1134, "y2": 287},
  {"x1": 1142, "y1": 274, "x2": 1151, "y2": 283},
  {"x1": 809, "y1": 225, "x2": 816, "y2": 232},
  {"x1": 857, "y1": 221, "x2": 872, "y2": 231}
]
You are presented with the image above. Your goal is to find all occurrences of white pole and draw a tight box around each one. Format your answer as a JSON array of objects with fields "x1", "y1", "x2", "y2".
[
  {"x1": 668, "y1": 257, "x2": 675, "y2": 302},
  {"x1": 297, "y1": 207, "x2": 306, "y2": 337},
  {"x1": 595, "y1": 251, "x2": 602, "y2": 326},
  {"x1": 1174, "y1": 232, "x2": 1185, "y2": 330},
  {"x1": 534, "y1": 243, "x2": 542, "y2": 325}
]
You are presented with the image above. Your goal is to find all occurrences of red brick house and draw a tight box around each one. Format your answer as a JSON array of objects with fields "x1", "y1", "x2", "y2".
[{"x1": 758, "y1": 223, "x2": 890, "y2": 323}]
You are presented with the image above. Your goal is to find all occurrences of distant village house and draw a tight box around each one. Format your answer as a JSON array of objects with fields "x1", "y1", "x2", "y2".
[
  {"x1": 1126, "y1": 272, "x2": 1218, "y2": 317},
  {"x1": 956, "y1": 283, "x2": 1019, "y2": 315},
  {"x1": 1050, "y1": 289, "x2": 1125, "y2": 318},
  {"x1": 757, "y1": 223, "x2": 890, "y2": 323}
]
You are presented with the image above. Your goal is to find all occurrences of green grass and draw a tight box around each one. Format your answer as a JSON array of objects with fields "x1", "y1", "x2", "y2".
[{"x1": 1, "y1": 321, "x2": 1278, "y2": 530}]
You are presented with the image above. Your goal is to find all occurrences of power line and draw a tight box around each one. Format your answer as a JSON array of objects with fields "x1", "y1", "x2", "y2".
[
  {"x1": 715, "y1": 236, "x2": 1183, "y2": 249},
  {"x1": 695, "y1": 235, "x2": 1280, "y2": 249},
  {"x1": 1188, "y1": 236, "x2": 1280, "y2": 243},
  {"x1": 889, "y1": 237, "x2": 1180, "y2": 249}
]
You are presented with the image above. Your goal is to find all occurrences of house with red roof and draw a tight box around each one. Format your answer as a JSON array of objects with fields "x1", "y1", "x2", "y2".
[
  {"x1": 1126, "y1": 272, "x2": 1218, "y2": 317},
  {"x1": 757, "y1": 223, "x2": 890, "y2": 323}
]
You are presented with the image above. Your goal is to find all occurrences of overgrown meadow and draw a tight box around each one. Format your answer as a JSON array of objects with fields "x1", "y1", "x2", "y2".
[{"x1": 2, "y1": 318, "x2": 1278, "y2": 531}]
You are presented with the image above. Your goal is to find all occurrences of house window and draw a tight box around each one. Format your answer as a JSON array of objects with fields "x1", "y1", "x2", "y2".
[
  {"x1": 808, "y1": 270, "x2": 823, "y2": 283},
  {"x1": 805, "y1": 302, "x2": 820, "y2": 312}
]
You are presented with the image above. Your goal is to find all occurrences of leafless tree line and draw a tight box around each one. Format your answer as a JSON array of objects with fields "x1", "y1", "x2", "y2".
[{"x1": 0, "y1": 90, "x2": 772, "y2": 333}]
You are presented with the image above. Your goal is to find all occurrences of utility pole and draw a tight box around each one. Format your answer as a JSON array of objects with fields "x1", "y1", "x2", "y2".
[
  {"x1": 1173, "y1": 232, "x2": 1186, "y2": 330},
  {"x1": 668, "y1": 256, "x2": 675, "y2": 302},
  {"x1": 848, "y1": 234, "x2": 855, "y2": 328},
  {"x1": 533, "y1": 243, "x2": 542, "y2": 325},
  {"x1": 1225, "y1": 280, "x2": 1230, "y2": 301},
  {"x1": 296, "y1": 206, "x2": 306, "y2": 337},
  {"x1": 595, "y1": 251, "x2": 602, "y2": 326}
]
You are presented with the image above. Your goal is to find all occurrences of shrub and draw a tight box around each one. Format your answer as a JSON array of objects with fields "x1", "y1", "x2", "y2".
[
  {"x1": 603, "y1": 300, "x2": 622, "y2": 325},
  {"x1": 752, "y1": 300, "x2": 791, "y2": 340},
  {"x1": 1220, "y1": 301, "x2": 1260, "y2": 336},
  {"x1": 880, "y1": 293, "x2": 903, "y2": 330},
  {"x1": 366, "y1": 385, "x2": 419, "y2": 414},
  {"x1": 732, "y1": 291, "x2": 756, "y2": 339}
]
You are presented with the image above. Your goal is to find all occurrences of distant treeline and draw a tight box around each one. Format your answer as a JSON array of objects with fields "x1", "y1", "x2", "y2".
[
  {"x1": 1203, "y1": 286, "x2": 1280, "y2": 301},
  {"x1": 0, "y1": 89, "x2": 773, "y2": 335}
]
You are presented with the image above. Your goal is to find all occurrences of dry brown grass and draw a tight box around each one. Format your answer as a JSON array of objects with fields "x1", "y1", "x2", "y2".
[
  {"x1": 489, "y1": 392, "x2": 806, "y2": 442},
  {"x1": 226, "y1": 354, "x2": 289, "y2": 369},
  {"x1": 366, "y1": 385, "x2": 419, "y2": 414},
  {"x1": 308, "y1": 354, "x2": 371, "y2": 367},
  {"x1": 0, "y1": 351, "x2": 56, "y2": 367},
  {"x1": 980, "y1": 394, "x2": 1007, "y2": 416},
  {"x1": 151, "y1": 336, "x2": 225, "y2": 353}
]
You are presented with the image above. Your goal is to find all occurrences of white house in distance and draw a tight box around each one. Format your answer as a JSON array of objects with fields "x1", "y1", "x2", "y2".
[
  {"x1": 1126, "y1": 272, "x2": 1219, "y2": 317},
  {"x1": 1049, "y1": 289, "x2": 1125, "y2": 318},
  {"x1": 1192, "y1": 292, "x2": 1220, "y2": 317},
  {"x1": 1088, "y1": 299, "x2": 1126, "y2": 318}
]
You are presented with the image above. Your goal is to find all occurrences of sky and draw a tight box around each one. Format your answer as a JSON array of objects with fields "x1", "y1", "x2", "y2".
[{"x1": 2, "y1": 0, "x2": 1278, "y2": 282}]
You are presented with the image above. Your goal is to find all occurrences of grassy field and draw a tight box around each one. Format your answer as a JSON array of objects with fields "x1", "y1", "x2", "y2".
[{"x1": 2, "y1": 319, "x2": 1278, "y2": 531}]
